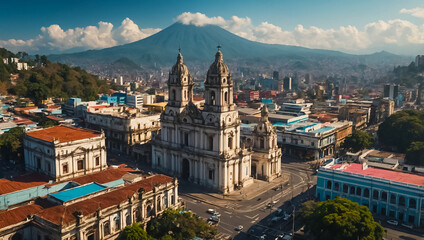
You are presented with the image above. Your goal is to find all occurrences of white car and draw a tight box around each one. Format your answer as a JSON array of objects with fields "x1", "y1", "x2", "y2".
[
  {"x1": 235, "y1": 225, "x2": 243, "y2": 231},
  {"x1": 401, "y1": 223, "x2": 413, "y2": 229},
  {"x1": 207, "y1": 209, "x2": 216, "y2": 214},
  {"x1": 387, "y1": 220, "x2": 398, "y2": 226}
]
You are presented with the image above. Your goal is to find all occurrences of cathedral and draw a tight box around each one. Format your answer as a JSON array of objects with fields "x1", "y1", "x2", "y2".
[{"x1": 152, "y1": 48, "x2": 281, "y2": 193}]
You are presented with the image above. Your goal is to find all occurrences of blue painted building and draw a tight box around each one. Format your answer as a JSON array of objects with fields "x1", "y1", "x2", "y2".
[
  {"x1": 317, "y1": 163, "x2": 424, "y2": 227},
  {"x1": 100, "y1": 94, "x2": 118, "y2": 105},
  {"x1": 112, "y1": 92, "x2": 127, "y2": 105}
]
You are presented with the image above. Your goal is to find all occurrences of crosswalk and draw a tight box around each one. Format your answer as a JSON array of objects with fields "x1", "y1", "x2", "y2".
[{"x1": 214, "y1": 232, "x2": 232, "y2": 239}]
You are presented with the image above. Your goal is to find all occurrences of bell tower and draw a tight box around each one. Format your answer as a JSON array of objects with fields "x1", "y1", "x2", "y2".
[
  {"x1": 166, "y1": 49, "x2": 193, "y2": 113},
  {"x1": 204, "y1": 46, "x2": 235, "y2": 113}
]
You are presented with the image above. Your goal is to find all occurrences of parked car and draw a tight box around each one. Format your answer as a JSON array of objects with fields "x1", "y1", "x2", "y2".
[
  {"x1": 387, "y1": 220, "x2": 398, "y2": 226},
  {"x1": 213, "y1": 212, "x2": 221, "y2": 218},
  {"x1": 208, "y1": 215, "x2": 220, "y2": 222},
  {"x1": 235, "y1": 225, "x2": 243, "y2": 231},
  {"x1": 401, "y1": 223, "x2": 413, "y2": 229},
  {"x1": 276, "y1": 208, "x2": 283, "y2": 215},
  {"x1": 283, "y1": 213, "x2": 292, "y2": 221},
  {"x1": 207, "y1": 209, "x2": 216, "y2": 214}
]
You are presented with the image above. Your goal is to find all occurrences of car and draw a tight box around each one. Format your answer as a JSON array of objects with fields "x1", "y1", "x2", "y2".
[
  {"x1": 235, "y1": 225, "x2": 243, "y2": 231},
  {"x1": 276, "y1": 208, "x2": 283, "y2": 215},
  {"x1": 213, "y1": 212, "x2": 221, "y2": 218},
  {"x1": 209, "y1": 215, "x2": 220, "y2": 222},
  {"x1": 207, "y1": 208, "x2": 216, "y2": 214},
  {"x1": 272, "y1": 200, "x2": 278, "y2": 205},
  {"x1": 260, "y1": 234, "x2": 266, "y2": 240},
  {"x1": 277, "y1": 234, "x2": 285, "y2": 239},
  {"x1": 283, "y1": 213, "x2": 292, "y2": 221},
  {"x1": 401, "y1": 223, "x2": 413, "y2": 229},
  {"x1": 386, "y1": 220, "x2": 398, "y2": 226},
  {"x1": 282, "y1": 235, "x2": 292, "y2": 240}
]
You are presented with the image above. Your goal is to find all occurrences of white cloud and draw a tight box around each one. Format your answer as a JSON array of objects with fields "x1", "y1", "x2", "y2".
[
  {"x1": 400, "y1": 7, "x2": 424, "y2": 18},
  {"x1": 176, "y1": 12, "x2": 424, "y2": 54},
  {"x1": 0, "y1": 18, "x2": 160, "y2": 53}
]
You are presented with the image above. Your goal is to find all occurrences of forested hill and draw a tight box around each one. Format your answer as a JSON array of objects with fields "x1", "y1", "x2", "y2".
[{"x1": 0, "y1": 48, "x2": 112, "y2": 105}]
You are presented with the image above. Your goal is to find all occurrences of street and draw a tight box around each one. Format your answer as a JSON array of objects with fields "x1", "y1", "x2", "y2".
[{"x1": 180, "y1": 160, "x2": 317, "y2": 239}]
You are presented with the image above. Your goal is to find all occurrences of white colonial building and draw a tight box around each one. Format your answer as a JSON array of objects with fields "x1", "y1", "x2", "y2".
[
  {"x1": 152, "y1": 49, "x2": 254, "y2": 193},
  {"x1": 250, "y1": 106, "x2": 282, "y2": 181},
  {"x1": 24, "y1": 125, "x2": 107, "y2": 181}
]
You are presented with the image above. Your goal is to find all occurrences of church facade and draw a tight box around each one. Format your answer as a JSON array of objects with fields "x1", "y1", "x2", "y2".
[{"x1": 152, "y1": 49, "x2": 255, "y2": 193}]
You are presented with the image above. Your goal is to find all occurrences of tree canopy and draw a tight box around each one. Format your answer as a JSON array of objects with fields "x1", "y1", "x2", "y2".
[
  {"x1": 147, "y1": 209, "x2": 217, "y2": 240},
  {"x1": 118, "y1": 223, "x2": 156, "y2": 240},
  {"x1": 406, "y1": 141, "x2": 424, "y2": 166},
  {"x1": 0, "y1": 127, "x2": 25, "y2": 163},
  {"x1": 377, "y1": 110, "x2": 424, "y2": 152},
  {"x1": 341, "y1": 130, "x2": 374, "y2": 152},
  {"x1": 299, "y1": 197, "x2": 384, "y2": 240}
]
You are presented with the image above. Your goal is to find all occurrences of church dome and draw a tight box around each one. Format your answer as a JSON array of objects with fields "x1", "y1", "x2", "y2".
[
  {"x1": 171, "y1": 52, "x2": 190, "y2": 77},
  {"x1": 207, "y1": 48, "x2": 229, "y2": 76}
]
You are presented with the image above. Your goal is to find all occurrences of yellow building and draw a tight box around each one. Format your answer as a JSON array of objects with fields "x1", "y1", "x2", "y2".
[{"x1": 145, "y1": 102, "x2": 167, "y2": 112}]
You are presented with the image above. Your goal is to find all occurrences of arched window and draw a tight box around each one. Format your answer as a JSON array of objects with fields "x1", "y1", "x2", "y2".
[
  {"x1": 350, "y1": 186, "x2": 355, "y2": 194},
  {"x1": 260, "y1": 138, "x2": 264, "y2": 149},
  {"x1": 343, "y1": 184, "x2": 348, "y2": 193},
  {"x1": 184, "y1": 90, "x2": 187, "y2": 100},
  {"x1": 363, "y1": 188, "x2": 370, "y2": 198},
  {"x1": 334, "y1": 182, "x2": 339, "y2": 192},
  {"x1": 157, "y1": 197, "x2": 162, "y2": 211},
  {"x1": 356, "y1": 187, "x2": 361, "y2": 196},
  {"x1": 326, "y1": 180, "x2": 332, "y2": 189},
  {"x1": 224, "y1": 91, "x2": 228, "y2": 103},
  {"x1": 114, "y1": 216, "x2": 120, "y2": 231},
  {"x1": 146, "y1": 205, "x2": 153, "y2": 218},
  {"x1": 228, "y1": 136, "x2": 233, "y2": 149},
  {"x1": 390, "y1": 194, "x2": 396, "y2": 204},
  {"x1": 373, "y1": 190, "x2": 379, "y2": 200},
  {"x1": 103, "y1": 221, "x2": 110, "y2": 236},
  {"x1": 125, "y1": 213, "x2": 131, "y2": 226},
  {"x1": 409, "y1": 198, "x2": 417, "y2": 208},
  {"x1": 381, "y1": 192, "x2": 387, "y2": 201},
  {"x1": 172, "y1": 89, "x2": 176, "y2": 101},
  {"x1": 210, "y1": 91, "x2": 216, "y2": 105},
  {"x1": 399, "y1": 196, "x2": 405, "y2": 206}
]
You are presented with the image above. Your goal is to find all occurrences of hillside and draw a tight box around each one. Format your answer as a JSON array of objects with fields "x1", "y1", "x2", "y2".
[{"x1": 49, "y1": 23, "x2": 413, "y2": 74}]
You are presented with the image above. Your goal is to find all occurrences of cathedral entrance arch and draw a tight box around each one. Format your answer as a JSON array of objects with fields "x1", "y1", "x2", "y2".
[
  {"x1": 251, "y1": 164, "x2": 257, "y2": 179},
  {"x1": 182, "y1": 158, "x2": 190, "y2": 179}
]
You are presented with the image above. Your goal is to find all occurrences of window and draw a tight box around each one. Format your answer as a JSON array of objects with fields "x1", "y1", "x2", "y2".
[
  {"x1": 208, "y1": 136, "x2": 213, "y2": 150},
  {"x1": 37, "y1": 157, "x2": 41, "y2": 169},
  {"x1": 326, "y1": 180, "x2": 332, "y2": 189},
  {"x1": 114, "y1": 216, "x2": 120, "y2": 231},
  {"x1": 381, "y1": 192, "x2": 387, "y2": 201},
  {"x1": 390, "y1": 194, "x2": 396, "y2": 204},
  {"x1": 103, "y1": 221, "x2": 110, "y2": 236},
  {"x1": 311, "y1": 142, "x2": 314, "y2": 146},
  {"x1": 157, "y1": 198, "x2": 161, "y2": 211},
  {"x1": 399, "y1": 196, "x2": 405, "y2": 207},
  {"x1": 172, "y1": 89, "x2": 176, "y2": 101},
  {"x1": 356, "y1": 187, "x2": 361, "y2": 196},
  {"x1": 63, "y1": 164, "x2": 68, "y2": 174},
  {"x1": 224, "y1": 92, "x2": 228, "y2": 103},
  {"x1": 184, "y1": 132, "x2": 189, "y2": 146},
  {"x1": 363, "y1": 188, "x2": 369, "y2": 198},
  {"x1": 126, "y1": 213, "x2": 131, "y2": 226},
  {"x1": 210, "y1": 91, "x2": 216, "y2": 105},
  {"x1": 334, "y1": 182, "x2": 339, "y2": 192},
  {"x1": 350, "y1": 186, "x2": 355, "y2": 194},
  {"x1": 343, "y1": 184, "x2": 348, "y2": 193},
  {"x1": 77, "y1": 160, "x2": 83, "y2": 170},
  {"x1": 95, "y1": 157, "x2": 100, "y2": 166},
  {"x1": 209, "y1": 169, "x2": 214, "y2": 180},
  {"x1": 171, "y1": 195, "x2": 175, "y2": 205},
  {"x1": 260, "y1": 138, "x2": 264, "y2": 148},
  {"x1": 47, "y1": 162, "x2": 51, "y2": 173},
  {"x1": 409, "y1": 198, "x2": 416, "y2": 209},
  {"x1": 283, "y1": 138, "x2": 286, "y2": 142},
  {"x1": 157, "y1": 156, "x2": 161, "y2": 167},
  {"x1": 228, "y1": 137, "x2": 233, "y2": 149},
  {"x1": 408, "y1": 215, "x2": 415, "y2": 224},
  {"x1": 184, "y1": 90, "x2": 187, "y2": 100},
  {"x1": 373, "y1": 190, "x2": 379, "y2": 200}
]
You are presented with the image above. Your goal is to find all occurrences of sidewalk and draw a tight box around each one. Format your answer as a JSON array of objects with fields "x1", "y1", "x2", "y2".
[{"x1": 181, "y1": 174, "x2": 290, "y2": 209}]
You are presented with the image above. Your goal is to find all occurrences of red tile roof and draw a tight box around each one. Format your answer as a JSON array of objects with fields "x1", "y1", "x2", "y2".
[
  {"x1": 330, "y1": 163, "x2": 424, "y2": 186},
  {"x1": 13, "y1": 119, "x2": 36, "y2": 125},
  {"x1": 46, "y1": 115, "x2": 64, "y2": 121},
  {"x1": 71, "y1": 167, "x2": 133, "y2": 185},
  {"x1": 37, "y1": 174, "x2": 173, "y2": 225},
  {"x1": 0, "y1": 173, "x2": 51, "y2": 195},
  {"x1": 0, "y1": 204, "x2": 44, "y2": 229},
  {"x1": 26, "y1": 126, "x2": 101, "y2": 143}
]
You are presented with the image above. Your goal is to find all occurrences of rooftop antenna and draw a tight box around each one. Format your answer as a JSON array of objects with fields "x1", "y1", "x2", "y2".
[
  {"x1": 217, "y1": 44, "x2": 221, "y2": 50},
  {"x1": 178, "y1": 44, "x2": 181, "y2": 54}
]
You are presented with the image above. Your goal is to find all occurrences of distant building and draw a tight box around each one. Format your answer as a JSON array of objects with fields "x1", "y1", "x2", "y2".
[
  {"x1": 317, "y1": 162, "x2": 424, "y2": 227},
  {"x1": 23, "y1": 126, "x2": 107, "y2": 181},
  {"x1": 277, "y1": 102, "x2": 312, "y2": 116},
  {"x1": 85, "y1": 106, "x2": 160, "y2": 158},
  {"x1": 415, "y1": 55, "x2": 424, "y2": 68},
  {"x1": 370, "y1": 98, "x2": 394, "y2": 124},
  {"x1": 383, "y1": 84, "x2": 399, "y2": 100},
  {"x1": 126, "y1": 94, "x2": 143, "y2": 108},
  {"x1": 283, "y1": 77, "x2": 292, "y2": 91}
]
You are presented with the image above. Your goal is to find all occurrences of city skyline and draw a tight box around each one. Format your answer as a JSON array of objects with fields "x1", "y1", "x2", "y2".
[{"x1": 1, "y1": 0, "x2": 424, "y2": 55}]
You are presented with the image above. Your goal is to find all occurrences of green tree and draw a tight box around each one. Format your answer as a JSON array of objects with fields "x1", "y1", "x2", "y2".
[
  {"x1": 0, "y1": 127, "x2": 25, "y2": 163},
  {"x1": 119, "y1": 223, "x2": 156, "y2": 240},
  {"x1": 300, "y1": 197, "x2": 384, "y2": 240},
  {"x1": 147, "y1": 209, "x2": 216, "y2": 240},
  {"x1": 341, "y1": 131, "x2": 374, "y2": 152},
  {"x1": 406, "y1": 141, "x2": 424, "y2": 166},
  {"x1": 377, "y1": 110, "x2": 424, "y2": 152}
]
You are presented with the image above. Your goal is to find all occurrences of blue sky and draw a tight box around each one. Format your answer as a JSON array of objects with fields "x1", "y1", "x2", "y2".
[{"x1": 1, "y1": 0, "x2": 424, "y2": 55}]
